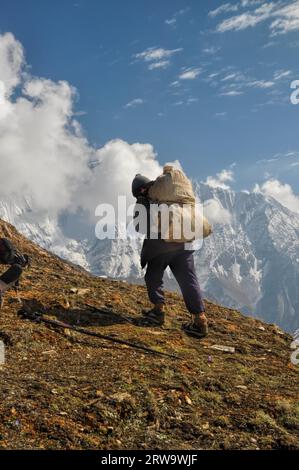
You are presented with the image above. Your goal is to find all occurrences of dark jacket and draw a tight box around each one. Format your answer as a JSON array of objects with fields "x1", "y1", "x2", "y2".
[
  {"x1": 133, "y1": 196, "x2": 185, "y2": 268},
  {"x1": 0, "y1": 238, "x2": 16, "y2": 265}
]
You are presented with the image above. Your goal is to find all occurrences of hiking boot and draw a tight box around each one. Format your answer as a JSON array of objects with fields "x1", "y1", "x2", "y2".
[
  {"x1": 142, "y1": 303, "x2": 165, "y2": 326},
  {"x1": 182, "y1": 313, "x2": 209, "y2": 339}
]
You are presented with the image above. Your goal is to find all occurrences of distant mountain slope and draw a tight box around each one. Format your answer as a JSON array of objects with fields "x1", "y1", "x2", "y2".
[
  {"x1": 0, "y1": 218, "x2": 298, "y2": 450},
  {"x1": 195, "y1": 183, "x2": 299, "y2": 333}
]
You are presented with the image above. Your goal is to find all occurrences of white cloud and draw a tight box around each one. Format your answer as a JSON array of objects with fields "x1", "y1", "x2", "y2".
[
  {"x1": 215, "y1": 1, "x2": 299, "y2": 35},
  {"x1": 165, "y1": 7, "x2": 190, "y2": 26},
  {"x1": 215, "y1": 111, "x2": 228, "y2": 117},
  {"x1": 202, "y1": 46, "x2": 221, "y2": 54},
  {"x1": 217, "y1": 7, "x2": 262, "y2": 31},
  {"x1": 209, "y1": 0, "x2": 264, "y2": 18},
  {"x1": 220, "y1": 90, "x2": 244, "y2": 96},
  {"x1": 204, "y1": 199, "x2": 232, "y2": 224},
  {"x1": 262, "y1": 39, "x2": 278, "y2": 47},
  {"x1": 257, "y1": 151, "x2": 299, "y2": 164},
  {"x1": 240, "y1": 0, "x2": 264, "y2": 5},
  {"x1": 134, "y1": 47, "x2": 183, "y2": 70},
  {"x1": 176, "y1": 8, "x2": 190, "y2": 16},
  {"x1": 255, "y1": 179, "x2": 299, "y2": 213},
  {"x1": 204, "y1": 169, "x2": 234, "y2": 189},
  {"x1": 209, "y1": 3, "x2": 239, "y2": 18},
  {"x1": 221, "y1": 73, "x2": 240, "y2": 81},
  {"x1": 0, "y1": 33, "x2": 92, "y2": 215},
  {"x1": 217, "y1": 3, "x2": 276, "y2": 32},
  {"x1": 0, "y1": 33, "x2": 163, "y2": 219},
  {"x1": 172, "y1": 97, "x2": 198, "y2": 107},
  {"x1": 214, "y1": 66, "x2": 289, "y2": 99},
  {"x1": 124, "y1": 98, "x2": 144, "y2": 108},
  {"x1": 274, "y1": 69, "x2": 292, "y2": 80},
  {"x1": 247, "y1": 79, "x2": 275, "y2": 88},
  {"x1": 148, "y1": 60, "x2": 170, "y2": 70},
  {"x1": 81, "y1": 140, "x2": 162, "y2": 212},
  {"x1": 179, "y1": 67, "x2": 202, "y2": 80},
  {"x1": 165, "y1": 18, "x2": 177, "y2": 26},
  {"x1": 270, "y1": 1, "x2": 299, "y2": 35},
  {"x1": 0, "y1": 32, "x2": 24, "y2": 96},
  {"x1": 187, "y1": 97, "x2": 198, "y2": 104}
]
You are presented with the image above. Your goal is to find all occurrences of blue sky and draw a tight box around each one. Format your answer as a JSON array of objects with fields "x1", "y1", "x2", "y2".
[{"x1": 1, "y1": 0, "x2": 299, "y2": 193}]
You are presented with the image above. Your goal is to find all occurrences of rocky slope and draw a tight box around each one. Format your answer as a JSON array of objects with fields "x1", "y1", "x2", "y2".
[{"x1": 0, "y1": 218, "x2": 298, "y2": 450}]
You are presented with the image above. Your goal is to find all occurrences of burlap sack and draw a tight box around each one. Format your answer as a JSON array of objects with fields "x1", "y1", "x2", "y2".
[
  {"x1": 149, "y1": 166, "x2": 212, "y2": 243},
  {"x1": 149, "y1": 165, "x2": 195, "y2": 204}
]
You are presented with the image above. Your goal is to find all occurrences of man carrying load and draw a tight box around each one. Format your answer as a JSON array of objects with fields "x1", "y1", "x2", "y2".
[{"x1": 132, "y1": 165, "x2": 212, "y2": 338}]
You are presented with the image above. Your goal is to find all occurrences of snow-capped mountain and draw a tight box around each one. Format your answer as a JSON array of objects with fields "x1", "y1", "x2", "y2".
[
  {"x1": 0, "y1": 196, "x2": 89, "y2": 270},
  {"x1": 0, "y1": 183, "x2": 298, "y2": 333},
  {"x1": 195, "y1": 184, "x2": 299, "y2": 333}
]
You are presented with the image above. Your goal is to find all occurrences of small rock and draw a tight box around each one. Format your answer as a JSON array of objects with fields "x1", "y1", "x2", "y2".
[
  {"x1": 273, "y1": 326, "x2": 284, "y2": 336},
  {"x1": 236, "y1": 385, "x2": 248, "y2": 390},
  {"x1": 210, "y1": 344, "x2": 235, "y2": 353},
  {"x1": 110, "y1": 392, "x2": 134, "y2": 403},
  {"x1": 42, "y1": 350, "x2": 57, "y2": 355},
  {"x1": 77, "y1": 288, "x2": 90, "y2": 296},
  {"x1": 70, "y1": 287, "x2": 90, "y2": 295},
  {"x1": 184, "y1": 395, "x2": 192, "y2": 405},
  {"x1": 258, "y1": 326, "x2": 265, "y2": 331},
  {"x1": 0, "y1": 341, "x2": 4, "y2": 365}
]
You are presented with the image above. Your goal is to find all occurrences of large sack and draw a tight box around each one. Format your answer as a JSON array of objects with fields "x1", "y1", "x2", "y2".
[
  {"x1": 149, "y1": 165, "x2": 195, "y2": 204},
  {"x1": 148, "y1": 166, "x2": 212, "y2": 243}
]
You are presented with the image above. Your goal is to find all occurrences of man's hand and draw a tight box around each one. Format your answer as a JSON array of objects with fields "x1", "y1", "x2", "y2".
[{"x1": 14, "y1": 254, "x2": 30, "y2": 268}]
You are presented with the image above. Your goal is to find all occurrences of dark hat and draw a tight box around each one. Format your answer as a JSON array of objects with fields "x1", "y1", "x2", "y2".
[{"x1": 132, "y1": 174, "x2": 152, "y2": 197}]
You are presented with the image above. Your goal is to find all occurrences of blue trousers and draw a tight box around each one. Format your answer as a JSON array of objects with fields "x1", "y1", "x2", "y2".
[{"x1": 145, "y1": 250, "x2": 205, "y2": 314}]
